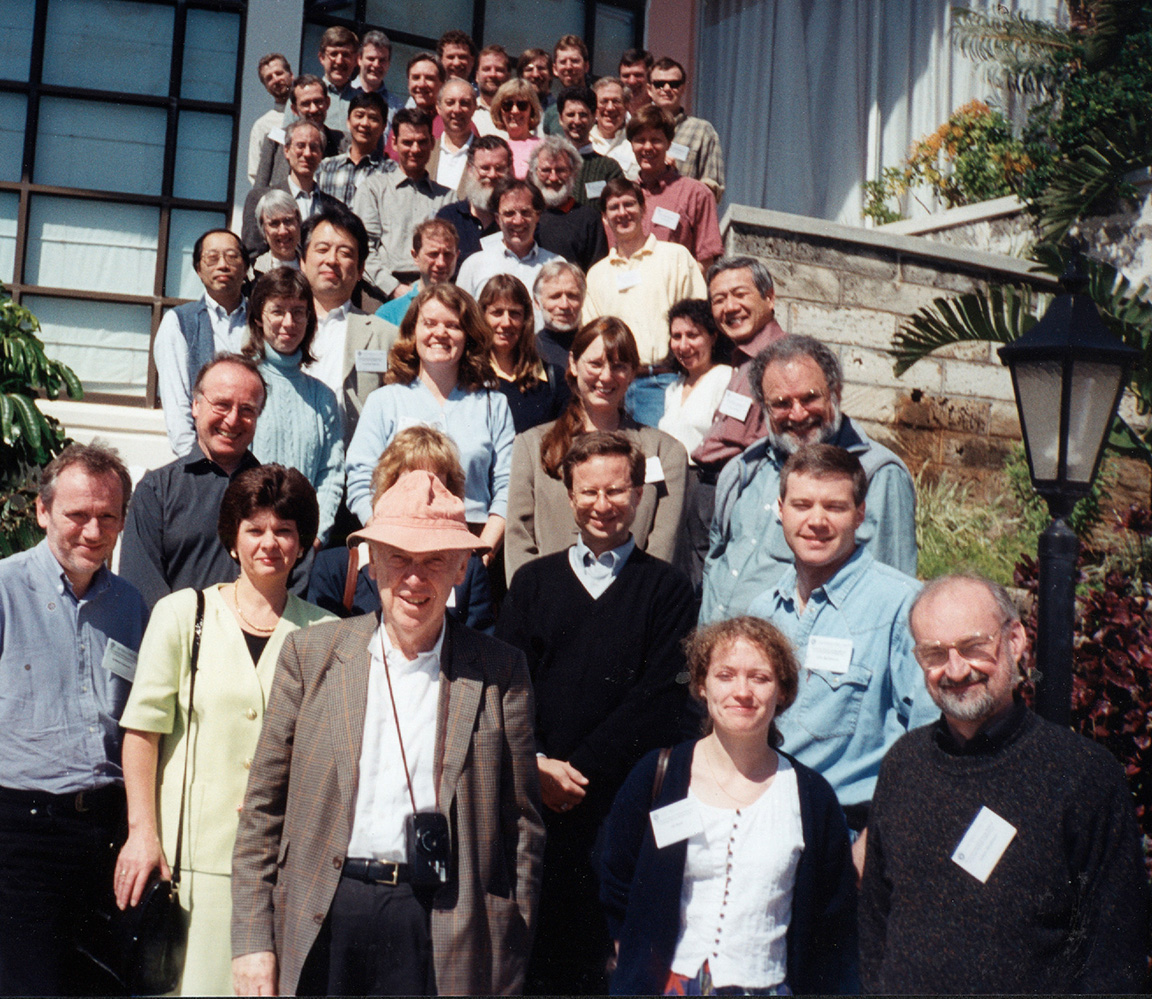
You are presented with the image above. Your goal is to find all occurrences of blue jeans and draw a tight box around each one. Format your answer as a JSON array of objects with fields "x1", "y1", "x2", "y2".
[{"x1": 625, "y1": 372, "x2": 679, "y2": 428}]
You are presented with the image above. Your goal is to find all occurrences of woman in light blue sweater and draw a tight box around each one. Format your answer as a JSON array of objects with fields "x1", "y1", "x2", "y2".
[{"x1": 243, "y1": 267, "x2": 343, "y2": 545}]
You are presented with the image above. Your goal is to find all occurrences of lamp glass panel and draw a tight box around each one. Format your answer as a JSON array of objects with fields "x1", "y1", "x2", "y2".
[
  {"x1": 1012, "y1": 358, "x2": 1063, "y2": 481},
  {"x1": 1065, "y1": 359, "x2": 1125, "y2": 484}
]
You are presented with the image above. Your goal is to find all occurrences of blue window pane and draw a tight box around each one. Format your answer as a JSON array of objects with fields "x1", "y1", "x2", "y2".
[
  {"x1": 0, "y1": 191, "x2": 16, "y2": 286},
  {"x1": 174, "y1": 112, "x2": 232, "y2": 202},
  {"x1": 166, "y1": 209, "x2": 225, "y2": 298},
  {"x1": 0, "y1": 92, "x2": 25, "y2": 182},
  {"x1": 593, "y1": 5, "x2": 636, "y2": 78},
  {"x1": 35, "y1": 98, "x2": 166, "y2": 196},
  {"x1": 0, "y1": 0, "x2": 32, "y2": 82},
  {"x1": 25, "y1": 295, "x2": 152, "y2": 397},
  {"x1": 182, "y1": 9, "x2": 240, "y2": 103},
  {"x1": 25, "y1": 196, "x2": 158, "y2": 296},
  {"x1": 364, "y1": 0, "x2": 474, "y2": 43},
  {"x1": 485, "y1": 1, "x2": 583, "y2": 64},
  {"x1": 43, "y1": 0, "x2": 174, "y2": 97}
]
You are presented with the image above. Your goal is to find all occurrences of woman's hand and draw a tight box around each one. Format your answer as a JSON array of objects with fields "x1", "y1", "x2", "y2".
[{"x1": 114, "y1": 830, "x2": 171, "y2": 910}]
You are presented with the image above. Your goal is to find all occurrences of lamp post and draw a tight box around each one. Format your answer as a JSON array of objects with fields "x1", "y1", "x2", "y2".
[{"x1": 997, "y1": 259, "x2": 1140, "y2": 725}]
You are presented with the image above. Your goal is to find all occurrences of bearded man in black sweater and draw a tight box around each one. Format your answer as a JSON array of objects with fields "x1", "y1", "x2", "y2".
[
  {"x1": 859, "y1": 572, "x2": 1149, "y2": 994},
  {"x1": 497, "y1": 431, "x2": 698, "y2": 995}
]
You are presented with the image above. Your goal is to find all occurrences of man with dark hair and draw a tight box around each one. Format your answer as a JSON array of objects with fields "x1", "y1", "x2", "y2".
[
  {"x1": 701, "y1": 333, "x2": 916, "y2": 623},
  {"x1": 121, "y1": 354, "x2": 267, "y2": 610},
  {"x1": 618, "y1": 47, "x2": 653, "y2": 115},
  {"x1": 517, "y1": 47, "x2": 553, "y2": 114},
  {"x1": 315, "y1": 91, "x2": 393, "y2": 206},
  {"x1": 746, "y1": 443, "x2": 935, "y2": 879},
  {"x1": 472, "y1": 44, "x2": 513, "y2": 136},
  {"x1": 315, "y1": 24, "x2": 360, "y2": 129},
  {"x1": 555, "y1": 85, "x2": 625, "y2": 204},
  {"x1": 404, "y1": 51, "x2": 444, "y2": 115},
  {"x1": 647, "y1": 55, "x2": 726, "y2": 201},
  {"x1": 298, "y1": 206, "x2": 400, "y2": 445},
  {"x1": 543, "y1": 34, "x2": 590, "y2": 134},
  {"x1": 375, "y1": 219, "x2": 459, "y2": 325},
  {"x1": 860, "y1": 572, "x2": 1150, "y2": 993},
  {"x1": 248, "y1": 53, "x2": 293, "y2": 184},
  {"x1": 529, "y1": 135, "x2": 608, "y2": 272},
  {"x1": 353, "y1": 108, "x2": 454, "y2": 299},
  {"x1": 349, "y1": 30, "x2": 405, "y2": 127},
  {"x1": 437, "y1": 28, "x2": 477, "y2": 81},
  {"x1": 0, "y1": 442, "x2": 148, "y2": 996},
  {"x1": 435, "y1": 134, "x2": 512, "y2": 268},
  {"x1": 627, "y1": 104, "x2": 721, "y2": 267},
  {"x1": 497, "y1": 431, "x2": 698, "y2": 995},
  {"x1": 153, "y1": 229, "x2": 248, "y2": 455},
  {"x1": 252, "y1": 75, "x2": 344, "y2": 189}
]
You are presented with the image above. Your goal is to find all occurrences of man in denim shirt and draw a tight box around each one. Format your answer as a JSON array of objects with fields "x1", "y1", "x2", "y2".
[
  {"x1": 747, "y1": 445, "x2": 935, "y2": 880},
  {"x1": 0, "y1": 444, "x2": 148, "y2": 994}
]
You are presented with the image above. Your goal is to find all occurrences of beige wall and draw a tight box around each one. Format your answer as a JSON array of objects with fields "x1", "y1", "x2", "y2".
[{"x1": 645, "y1": 0, "x2": 699, "y2": 110}]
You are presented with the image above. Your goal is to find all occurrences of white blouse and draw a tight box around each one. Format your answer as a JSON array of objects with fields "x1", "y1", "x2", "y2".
[
  {"x1": 658, "y1": 364, "x2": 733, "y2": 461},
  {"x1": 670, "y1": 757, "x2": 804, "y2": 989}
]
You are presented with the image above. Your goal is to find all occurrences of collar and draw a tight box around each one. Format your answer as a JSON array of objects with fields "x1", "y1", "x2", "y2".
[
  {"x1": 733, "y1": 317, "x2": 783, "y2": 363},
  {"x1": 773, "y1": 544, "x2": 870, "y2": 611},
  {"x1": 203, "y1": 293, "x2": 246, "y2": 322},
  {"x1": 183, "y1": 445, "x2": 260, "y2": 477},
  {"x1": 30, "y1": 537, "x2": 110, "y2": 601},
  {"x1": 672, "y1": 108, "x2": 688, "y2": 126},
  {"x1": 502, "y1": 241, "x2": 541, "y2": 262},
  {"x1": 641, "y1": 164, "x2": 680, "y2": 193},
  {"x1": 372, "y1": 616, "x2": 447, "y2": 670},
  {"x1": 591, "y1": 124, "x2": 623, "y2": 148},
  {"x1": 577, "y1": 142, "x2": 595, "y2": 155},
  {"x1": 263, "y1": 347, "x2": 302, "y2": 370},
  {"x1": 397, "y1": 169, "x2": 432, "y2": 188},
  {"x1": 441, "y1": 133, "x2": 473, "y2": 154},
  {"x1": 933, "y1": 694, "x2": 1029, "y2": 756},
  {"x1": 318, "y1": 300, "x2": 352, "y2": 325},
  {"x1": 609, "y1": 233, "x2": 656, "y2": 264},
  {"x1": 548, "y1": 196, "x2": 578, "y2": 214},
  {"x1": 574, "y1": 534, "x2": 635, "y2": 571},
  {"x1": 287, "y1": 174, "x2": 312, "y2": 199}
]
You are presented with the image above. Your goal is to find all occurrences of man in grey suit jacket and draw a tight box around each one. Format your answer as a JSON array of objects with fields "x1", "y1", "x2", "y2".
[{"x1": 232, "y1": 471, "x2": 544, "y2": 996}]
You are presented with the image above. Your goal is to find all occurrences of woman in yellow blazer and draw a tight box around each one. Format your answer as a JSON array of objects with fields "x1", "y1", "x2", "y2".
[{"x1": 113, "y1": 465, "x2": 335, "y2": 995}]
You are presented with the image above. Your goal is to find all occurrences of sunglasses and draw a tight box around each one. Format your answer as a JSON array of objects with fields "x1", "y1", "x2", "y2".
[
  {"x1": 651, "y1": 78, "x2": 684, "y2": 89},
  {"x1": 503, "y1": 99, "x2": 531, "y2": 112}
]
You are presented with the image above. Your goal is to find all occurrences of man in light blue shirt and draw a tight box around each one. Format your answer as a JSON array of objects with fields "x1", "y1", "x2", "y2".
[
  {"x1": 747, "y1": 444, "x2": 935, "y2": 880},
  {"x1": 0, "y1": 443, "x2": 149, "y2": 994},
  {"x1": 701, "y1": 334, "x2": 917, "y2": 623}
]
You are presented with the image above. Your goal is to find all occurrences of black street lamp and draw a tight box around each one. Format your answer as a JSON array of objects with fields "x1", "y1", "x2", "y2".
[{"x1": 997, "y1": 260, "x2": 1141, "y2": 725}]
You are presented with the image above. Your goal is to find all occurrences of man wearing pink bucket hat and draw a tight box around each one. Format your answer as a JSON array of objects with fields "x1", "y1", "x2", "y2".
[{"x1": 232, "y1": 470, "x2": 544, "y2": 996}]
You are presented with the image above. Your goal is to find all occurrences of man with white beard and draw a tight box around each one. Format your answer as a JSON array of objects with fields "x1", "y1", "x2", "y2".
[
  {"x1": 435, "y1": 135, "x2": 512, "y2": 271},
  {"x1": 529, "y1": 136, "x2": 607, "y2": 273},
  {"x1": 532, "y1": 261, "x2": 587, "y2": 369},
  {"x1": 700, "y1": 334, "x2": 917, "y2": 623}
]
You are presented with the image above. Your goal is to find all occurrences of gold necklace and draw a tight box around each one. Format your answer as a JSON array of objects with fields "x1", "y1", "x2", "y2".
[{"x1": 232, "y1": 583, "x2": 278, "y2": 634}]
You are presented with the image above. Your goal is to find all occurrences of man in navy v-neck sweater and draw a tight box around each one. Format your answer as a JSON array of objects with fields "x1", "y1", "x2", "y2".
[{"x1": 497, "y1": 431, "x2": 698, "y2": 995}]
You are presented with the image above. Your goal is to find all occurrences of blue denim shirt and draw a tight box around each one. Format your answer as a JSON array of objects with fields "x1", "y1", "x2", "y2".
[
  {"x1": 747, "y1": 546, "x2": 938, "y2": 807},
  {"x1": 0, "y1": 540, "x2": 149, "y2": 792},
  {"x1": 700, "y1": 416, "x2": 918, "y2": 623}
]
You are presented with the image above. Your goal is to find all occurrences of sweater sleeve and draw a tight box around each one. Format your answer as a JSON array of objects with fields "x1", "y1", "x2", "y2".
[
  {"x1": 312, "y1": 383, "x2": 345, "y2": 545},
  {"x1": 344, "y1": 388, "x2": 394, "y2": 525},
  {"x1": 486, "y1": 390, "x2": 515, "y2": 519}
]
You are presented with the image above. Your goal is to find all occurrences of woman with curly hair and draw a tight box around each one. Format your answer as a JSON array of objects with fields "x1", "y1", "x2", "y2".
[{"x1": 345, "y1": 283, "x2": 514, "y2": 558}]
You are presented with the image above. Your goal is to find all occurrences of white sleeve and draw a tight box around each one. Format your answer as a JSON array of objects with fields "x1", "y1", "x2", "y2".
[{"x1": 152, "y1": 310, "x2": 196, "y2": 457}]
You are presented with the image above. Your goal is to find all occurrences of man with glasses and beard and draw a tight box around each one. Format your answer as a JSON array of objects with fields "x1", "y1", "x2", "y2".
[
  {"x1": 700, "y1": 334, "x2": 916, "y2": 623},
  {"x1": 528, "y1": 136, "x2": 607, "y2": 273},
  {"x1": 435, "y1": 135, "x2": 513, "y2": 269}
]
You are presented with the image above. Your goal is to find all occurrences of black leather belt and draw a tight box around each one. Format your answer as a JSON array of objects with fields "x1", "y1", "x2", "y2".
[
  {"x1": 341, "y1": 857, "x2": 412, "y2": 886},
  {"x1": 0, "y1": 783, "x2": 124, "y2": 817}
]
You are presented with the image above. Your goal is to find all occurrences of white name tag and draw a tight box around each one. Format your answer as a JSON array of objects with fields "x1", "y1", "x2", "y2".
[
  {"x1": 668, "y1": 141, "x2": 690, "y2": 162},
  {"x1": 717, "y1": 389, "x2": 752, "y2": 421},
  {"x1": 649, "y1": 797, "x2": 704, "y2": 849},
  {"x1": 584, "y1": 180, "x2": 606, "y2": 200},
  {"x1": 651, "y1": 206, "x2": 681, "y2": 230},
  {"x1": 355, "y1": 349, "x2": 389, "y2": 373},
  {"x1": 446, "y1": 586, "x2": 457, "y2": 609},
  {"x1": 952, "y1": 806, "x2": 1017, "y2": 883},
  {"x1": 480, "y1": 231, "x2": 504, "y2": 251},
  {"x1": 806, "y1": 635, "x2": 853, "y2": 674},
  {"x1": 268, "y1": 127, "x2": 286, "y2": 146},
  {"x1": 101, "y1": 639, "x2": 137, "y2": 683},
  {"x1": 616, "y1": 271, "x2": 641, "y2": 291},
  {"x1": 644, "y1": 455, "x2": 665, "y2": 484}
]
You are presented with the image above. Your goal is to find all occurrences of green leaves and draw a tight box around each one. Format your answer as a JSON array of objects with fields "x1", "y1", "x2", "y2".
[{"x1": 951, "y1": 6, "x2": 1077, "y2": 97}]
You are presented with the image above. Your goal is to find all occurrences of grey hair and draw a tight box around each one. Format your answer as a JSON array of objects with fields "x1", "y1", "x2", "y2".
[
  {"x1": 283, "y1": 117, "x2": 324, "y2": 147},
  {"x1": 533, "y1": 259, "x2": 586, "y2": 298},
  {"x1": 528, "y1": 134, "x2": 582, "y2": 178},
  {"x1": 749, "y1": 335, "x2": 843, "y2": 409},
  {"x1": 361, "y1": 29, "x2": 391, "y2": 53},
  {"x1": 40, "y1": 441, "x2": 133, "y2": 517},
  {"x1": 255, "y1": 188, "x2": 300, "y2": 227},
  {"x1": 593, "y1": 75, "x2": 631, "y2": 104},
  {"x1": 706, "y1": 255, "x2": 774, "y2": 298},
  {"x1": 910, "y1": 573, "x2": 1022, "y2": 635}
]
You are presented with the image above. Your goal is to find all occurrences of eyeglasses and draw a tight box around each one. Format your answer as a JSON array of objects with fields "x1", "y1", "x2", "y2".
[
  {"x1": 571, "y1": 485, "x2": 634, "y2": 508},
  {"x1": 536, "y1": 164, "x2": 573, "y2": 177},
  {"x1": 199, "y1": 395, "x2": 259, "y2": 422},
  {"x1": 201, "y1": 250, "x2": 243, "y2": 266},
  {"x1": 503, "y1": 99, "x2": 531, "y2": 112},
  {"x1": 912, "y1": 622, "x2": 1010, "y2": 671},
  {"x1": 651, "y1": 78, "x2": 685, "y2": 89}
]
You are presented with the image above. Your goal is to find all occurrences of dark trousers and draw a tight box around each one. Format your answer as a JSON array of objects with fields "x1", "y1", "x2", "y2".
[
  {"x1": 674, "y1": 467, "x2": 717, "y2": 597},
  {"x1": 298, "y1": 876, "x2": 436, "y2": 996},
  {"x1": 0, "y1": 785, "x2": 125, "y2": 997}
]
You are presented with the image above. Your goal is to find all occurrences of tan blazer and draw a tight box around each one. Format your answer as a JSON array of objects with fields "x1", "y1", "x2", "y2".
[
  {"x1": 231, "y1": 615, "x2": 544, "y2": 996},
  {"x1": 341, "y1": 310, "x2": 400, "y2": 445},
  {"x1": 504, "y1": 417, "x2": 688, "y2": 584}
]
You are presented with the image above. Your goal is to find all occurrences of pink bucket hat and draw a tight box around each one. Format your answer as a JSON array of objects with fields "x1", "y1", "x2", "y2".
[{"x1": 347, "y1": 469, "x2": 489, "y2": 554}]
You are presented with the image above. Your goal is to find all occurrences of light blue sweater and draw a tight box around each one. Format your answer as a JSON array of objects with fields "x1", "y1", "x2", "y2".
[{"x1": 252, "y1": 348, "x2": 344, "y2": 544}]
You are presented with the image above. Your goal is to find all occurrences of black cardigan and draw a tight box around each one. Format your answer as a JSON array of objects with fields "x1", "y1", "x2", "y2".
[{"x1": 600, "y1": 740, "x2": 859, "y2": 995}]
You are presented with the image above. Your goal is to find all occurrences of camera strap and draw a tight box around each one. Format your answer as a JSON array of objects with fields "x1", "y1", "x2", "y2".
[{"x1": 379, "y1": 631, "x2": 420, "y2": 816}]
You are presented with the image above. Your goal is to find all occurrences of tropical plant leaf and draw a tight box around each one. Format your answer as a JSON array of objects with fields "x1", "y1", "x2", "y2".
[
  {"x1": 951, "y1": 7, "x2": 1076, "y2": 97},
  {"x1": 6, "y1": 393, "x2": 43, "y2": 451},
  {"x1": 1108, "y1": 416, "x2": 1152, "y2": 468}
]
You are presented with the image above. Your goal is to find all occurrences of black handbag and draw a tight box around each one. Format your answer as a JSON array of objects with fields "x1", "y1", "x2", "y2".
[{"x1": 113, "y1": 589, "x2": 206, "y2": 994}]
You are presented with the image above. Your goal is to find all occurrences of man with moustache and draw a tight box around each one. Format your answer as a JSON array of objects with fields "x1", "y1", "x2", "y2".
[
  {"x1": 618, "y1": 48, "x2": 653, "y2": 116},
  {"x1": 532, "y1": 260, "x2": 587, "y2": 368},
  {"x1": 529, "y1": 135, "x2": 608, "y2": 272},
  {"x1": 435, "y1": 135, "x2": 513, "y2": 267},
  {"x1": 699, "y1": 334, "x2": 916, "y2": 623}
]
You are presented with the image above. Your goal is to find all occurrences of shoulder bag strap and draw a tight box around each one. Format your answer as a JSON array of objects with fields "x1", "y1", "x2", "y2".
[
  {"x1": 342, "y1": 545, "x2": 360, "y2": 613},
  {"x1": 171, "y1": 590, "x2": 205, "y2": 888},
  {"x1": 650, "y1": 746, "x2": 672, "y2": 808}
]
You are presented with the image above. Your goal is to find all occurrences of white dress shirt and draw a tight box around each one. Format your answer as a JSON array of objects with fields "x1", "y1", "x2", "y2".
[
  {"x1": 435, "y1": 133, "x2": 473, "y2": 191},
  {"x1": 304, "y1": 299, "x2": 351, "y2": 418},
  {"x1": 455, "y1": 241, "x2": 562, "y2": 327},
  {"x1": 286, "y1": 174, "x2": 315, "y2": 219},
  {"x1": 567, "y1": 535, "x2": 635, "y2": 599},
  {"x1": 346, "y1": 620, "x2": 444, "y2": 861}
]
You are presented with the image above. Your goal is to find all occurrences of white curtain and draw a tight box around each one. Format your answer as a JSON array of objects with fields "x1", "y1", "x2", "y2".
[{"x1": 695, "y1": 0, "x2": 1065, "y2": 224}]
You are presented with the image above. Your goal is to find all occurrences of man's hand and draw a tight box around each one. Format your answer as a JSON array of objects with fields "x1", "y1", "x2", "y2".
[
  {"x1": 851, "y1": 827, "x2": 868, "y2": 886},
  {"x1": 537, "y1": 757, "x2": 588, "y2": 812},
  {"x1": 114, "y1": 830, "x2": 170, "y2": 910},
  {"x1": 233, "y1": 951, "x2": 278, "y2": 996}
]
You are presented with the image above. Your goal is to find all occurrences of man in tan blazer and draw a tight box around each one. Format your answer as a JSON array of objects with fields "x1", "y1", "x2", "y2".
[{"x1": 231, "y1": 471, "x2": 544, "y2": 995}]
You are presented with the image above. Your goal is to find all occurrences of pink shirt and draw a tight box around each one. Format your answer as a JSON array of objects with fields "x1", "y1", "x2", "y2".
[{"x1": 626, "y1": 165, "x2": 723, "y2": 263}]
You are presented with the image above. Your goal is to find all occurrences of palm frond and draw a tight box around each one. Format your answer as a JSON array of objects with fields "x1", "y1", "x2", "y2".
[{"x1": 951, "y1": 7, "x2": 1076, "y2": 96}]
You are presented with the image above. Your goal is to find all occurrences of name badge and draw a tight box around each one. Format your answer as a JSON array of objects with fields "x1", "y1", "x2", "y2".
[
  {"x1": 101, "y1": 639, "x2": 138, "y2": 683},
  {"x1": 650, "y1": 797, "x2": 704, "y2": 849},
  {"x1": 584, "y1": 180, "x2": 606, "y2": 200},
  {"x1": 717, "y1": 389, "x2": 752, "y2": 421},
  {"x1": 268, "y1": 127, "x2": 286, "y2": 146},
  {"x1": 446, "y1": 587, "x2": 457, "y2": 609},
  {"x1": 651, "y1": 206, "x2": 681, "y2": 230},
  {"x1": 616, "y1": 271, "x2": 641, "y2": 291},
  {"x1": 668, "y1": 141, "x2": 690, "y2": 162},
  {"x1": 806, "y1": 635, "x2": 853, "y2": 674},
  {"x1": 355, "y1": 349, "x2": 389, "y2": 373},
  {"x1": 644, "y1": 455, "x2": 665, "y2": 484},
  {"x1": 952, "y1": 806, "x2": 1017, "y2": 883}
]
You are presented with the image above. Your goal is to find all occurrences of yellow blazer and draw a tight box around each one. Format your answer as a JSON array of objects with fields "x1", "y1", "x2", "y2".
[{"x1": 120, "y1": 585, "x2": 336, "y2": 876}]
